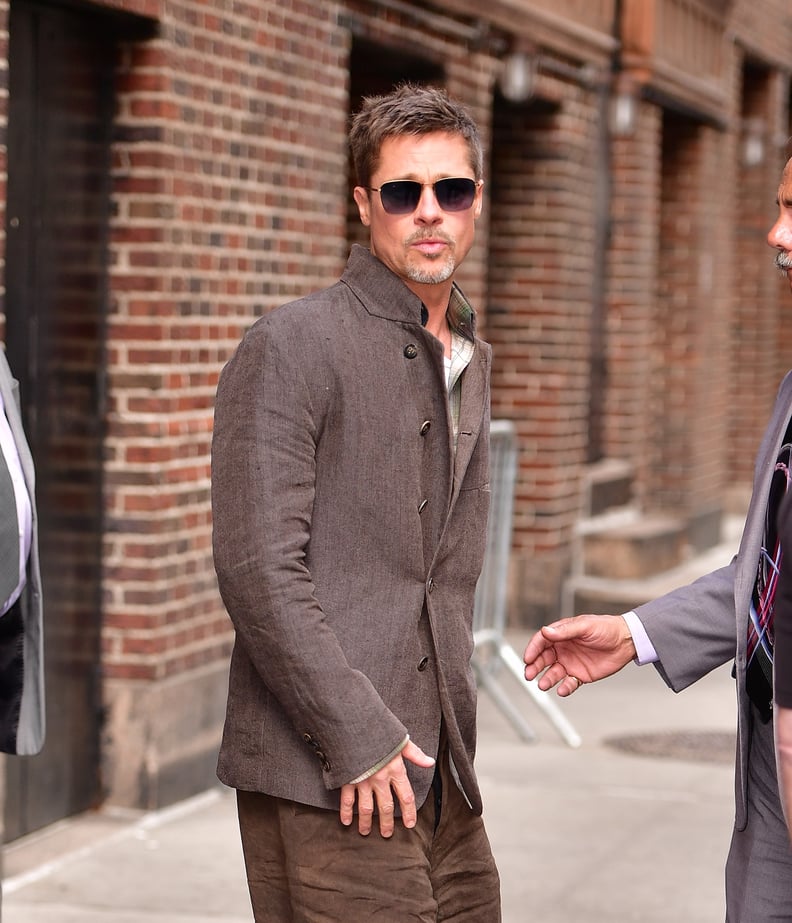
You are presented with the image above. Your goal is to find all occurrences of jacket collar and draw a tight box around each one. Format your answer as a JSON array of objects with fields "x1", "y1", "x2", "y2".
[{"x1": 341, "y1": 244, "x2": 478, "y2": 339}]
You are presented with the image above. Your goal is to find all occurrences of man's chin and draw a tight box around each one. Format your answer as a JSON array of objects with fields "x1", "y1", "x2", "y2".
[{"x1": 406, "y1": 259, "x2": 455, "y2": 286}]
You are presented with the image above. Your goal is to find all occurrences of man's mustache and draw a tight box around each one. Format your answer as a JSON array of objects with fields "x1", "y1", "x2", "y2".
[
  {"x1": 776, "y1": 250, "x2": 792, "y2": 271},
  {"x1": 406, "y1": 231, "x2": 454, "y2": 246}
]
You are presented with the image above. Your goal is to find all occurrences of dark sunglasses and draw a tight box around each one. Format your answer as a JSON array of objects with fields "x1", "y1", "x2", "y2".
[{"x1": 367, "y1": 177, "x2": 479, "y2": 215}]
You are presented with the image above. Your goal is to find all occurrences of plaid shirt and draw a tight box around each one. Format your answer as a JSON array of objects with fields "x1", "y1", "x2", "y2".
[{"x1": 447, "y1": 332, "x2": 474, "y2": 448}]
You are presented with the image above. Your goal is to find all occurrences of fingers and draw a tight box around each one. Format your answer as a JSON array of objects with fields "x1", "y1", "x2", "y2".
[
  {"x1": 339, "y1": 784, "x2": 356, "y2": 828},
  {"x1": 557, "y1": 673, "x2": 584, "y2": 697},
  {"x1": 522, "y1": 628, "x2": 554, "y2": 669},
  {"x1": 376, "y1": 756, "x2": 418, "y2": 835},
  {"x1": 356, "y1": 785, "x2": 376, "y2": 836},
  {"x1": 527, "y1": 658, "x2": 586, "y2": 695},
  {"x1": 522, "y1": 618, "x2": 583, "y2": 674},
  {"x1": 340, "y1": 754, "x2": 421, "y2": 837},
  {"x1": 523, "y1": 646, "x2": 557, "y2": 681},
  {"x1": 530, "y1": 658, "x2": 571, "y2": 692}
]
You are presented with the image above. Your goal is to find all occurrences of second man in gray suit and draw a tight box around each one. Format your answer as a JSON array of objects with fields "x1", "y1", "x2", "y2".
[{"x1": 524, "y1": 152, "x2": 792, "y2": 922}]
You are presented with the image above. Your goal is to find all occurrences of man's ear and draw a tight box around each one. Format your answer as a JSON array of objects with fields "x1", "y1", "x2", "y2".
[
  {"x1": 353, "y1": 186, "x2": 372, "y2": 227},
  {"x1": 473, "y1": 181, "x2": 484, "y2": 220}
]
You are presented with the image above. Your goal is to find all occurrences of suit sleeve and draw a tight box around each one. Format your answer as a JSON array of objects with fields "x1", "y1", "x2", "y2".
[{"x1": 634, "y1": 559, "x2": 737, "y2": 692}]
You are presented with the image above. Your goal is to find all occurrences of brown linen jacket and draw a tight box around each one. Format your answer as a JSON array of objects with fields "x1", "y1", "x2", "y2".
[{"x1": 212, "y1": 245, "x2": 492, "y2": 813}]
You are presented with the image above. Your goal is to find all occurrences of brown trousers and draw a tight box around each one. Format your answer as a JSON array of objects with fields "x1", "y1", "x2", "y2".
[{"x1": 236, "y1": 747, "x2": 501, "y2": 922}]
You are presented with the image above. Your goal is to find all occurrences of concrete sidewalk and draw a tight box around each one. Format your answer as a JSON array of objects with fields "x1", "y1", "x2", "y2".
[{"x1": 3, "y1": 649, "x2": 736, "y2": 922}]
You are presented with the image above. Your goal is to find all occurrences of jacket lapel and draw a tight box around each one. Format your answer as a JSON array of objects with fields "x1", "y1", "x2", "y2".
[
  {"x1": 450, "y1": 340, "x2": 490, "y2": 506},
  {"x1": 0, "y1": 351, "x2": 34, "y2": 495}
]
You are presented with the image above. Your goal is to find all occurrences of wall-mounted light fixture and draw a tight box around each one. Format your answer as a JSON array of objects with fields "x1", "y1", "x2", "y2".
[
  {"x1": 742, "y1": 117, "x2": 766, "y2": 167},
  {"x1": 610, "y1": 74, "x2": 638, "y2": 137},
  {"x1": 499, "y1": 48, "x2": 537, "y2": 104}
]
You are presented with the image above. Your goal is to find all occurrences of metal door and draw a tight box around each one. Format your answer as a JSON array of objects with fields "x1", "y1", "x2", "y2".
[{"x1": 3, "y1": 0, "x2": 113, "y2": 839}]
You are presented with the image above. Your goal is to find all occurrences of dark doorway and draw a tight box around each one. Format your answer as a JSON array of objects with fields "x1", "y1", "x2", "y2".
[{"x1": 3, "y1": 0, "x2": 116, "y2": 839}]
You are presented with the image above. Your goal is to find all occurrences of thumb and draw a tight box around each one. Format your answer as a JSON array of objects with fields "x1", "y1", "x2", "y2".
[
  {"x1": 541, "y1": 618, "x2": 579, "y2": 640},
  {"x1": 401, "y1": 740, "x2": 436, "y2": 768}
]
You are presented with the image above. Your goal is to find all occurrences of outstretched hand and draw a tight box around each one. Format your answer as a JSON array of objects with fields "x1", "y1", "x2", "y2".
[
  {"x1": 339, "y1": 740, "x2": 435, "y2": 838},
  {"x1": 523, "y1": 614, "x2": 637, "y2": 696}
]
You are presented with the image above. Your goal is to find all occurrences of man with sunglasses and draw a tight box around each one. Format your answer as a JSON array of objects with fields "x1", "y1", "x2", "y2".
[{"x1": 211, "y1": 83, "x2": 500, "y2": 922}]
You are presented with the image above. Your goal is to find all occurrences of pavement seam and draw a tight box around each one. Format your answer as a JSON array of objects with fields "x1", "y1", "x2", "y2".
[{"x1": 4, "y1": 788, "x2": 224, "y2": 895}]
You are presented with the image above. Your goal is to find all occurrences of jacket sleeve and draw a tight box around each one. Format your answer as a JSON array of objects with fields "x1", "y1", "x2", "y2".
[
  {"x1": 635, "y1": 559, "x2": 737, "y2": 692},
  {"x1": 211, "y1": 321, "x2": 408, "y2": 788}
]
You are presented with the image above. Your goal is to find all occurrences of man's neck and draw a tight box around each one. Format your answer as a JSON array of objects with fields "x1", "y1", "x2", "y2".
[
  {"x1": 408, "y1": 279, "x2": 451, "y2": 314},
  {"x1": 405, "y1": 279, "x2": 454, "y2": 357},
  {"x1": 423, "y1": 304, "x2": 452, "y2": 358}
]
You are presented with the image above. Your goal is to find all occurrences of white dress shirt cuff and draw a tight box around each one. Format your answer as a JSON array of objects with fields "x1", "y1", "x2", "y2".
[{"x1": 622, "y1": 611, "x2": 658, "y2": 665}]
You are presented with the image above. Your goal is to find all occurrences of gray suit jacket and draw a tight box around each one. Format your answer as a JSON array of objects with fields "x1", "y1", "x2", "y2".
[
  {"x1": 636, "y1": 370, "x2": 792, "y2": 830},
  {"x1": 0, "y1": 348, "x2": 44, "y2": 755},
  {"x1": 212, "y1": 245, "x2": 492, "y2": 813}
]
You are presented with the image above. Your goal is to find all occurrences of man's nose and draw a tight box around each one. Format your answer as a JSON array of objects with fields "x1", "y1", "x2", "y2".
[
  {"x1": 768, "y1": 217, "x2": 788, "y2": 250},
  {"x1": 414, "y1": 186, "x2": 442, "y2": 221}
]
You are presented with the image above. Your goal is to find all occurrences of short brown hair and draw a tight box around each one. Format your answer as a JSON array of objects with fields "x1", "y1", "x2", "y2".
[{"x1": 349, "y1": 83, "x2": 484, "y2": 189}]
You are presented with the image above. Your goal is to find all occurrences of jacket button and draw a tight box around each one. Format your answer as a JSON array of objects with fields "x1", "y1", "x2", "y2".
[
  {"x1": 303, "y1": 733, "x2": 313, "y2": 744},
  {"x1": 420, "y1": 420, "x2": 431, "y2": 435},
  {"x1": 404, "y1": 344, "x2": 418, "y2": 359},
  {"x1": 417, "y1": 656, "x2": 429, "y2": 672},
  {"x1": 427, "y1": 577, "x2": 434, "y2": 593},
  {"x1": 418, "y1": 499, "x2": 428, "y2": 514}
]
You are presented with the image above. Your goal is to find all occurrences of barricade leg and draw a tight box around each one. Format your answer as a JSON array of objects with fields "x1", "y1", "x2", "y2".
[{"x1": 474, "y1": 629, "x2": 582, "y2": 749}]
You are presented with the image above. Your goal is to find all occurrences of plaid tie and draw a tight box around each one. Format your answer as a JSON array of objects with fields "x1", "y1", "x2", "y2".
[{"x1": 746, "y1": 442, "x2": 792, "y2": 719}]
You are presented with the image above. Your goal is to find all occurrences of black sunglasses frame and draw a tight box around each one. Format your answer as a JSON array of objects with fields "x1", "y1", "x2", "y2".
[{"x1": 366, "y1": 178, "x2": 479, "y2": 215}]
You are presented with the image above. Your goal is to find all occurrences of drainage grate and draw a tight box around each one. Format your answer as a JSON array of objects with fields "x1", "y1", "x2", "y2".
[{"x1": 604, "y1": 730, "x2": 735, "y2": 765}]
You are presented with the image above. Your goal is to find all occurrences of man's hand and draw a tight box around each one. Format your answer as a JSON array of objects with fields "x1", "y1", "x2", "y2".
[
  {"x1": 523, "y1": 614, "x2": 637, "y2": 696},
  {"x1": 339, "y1": 740, "x2": 435, "y2": 837}
]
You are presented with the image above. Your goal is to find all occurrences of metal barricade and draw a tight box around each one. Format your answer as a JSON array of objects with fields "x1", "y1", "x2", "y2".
[{"x1": 472, "y1": 420, "x2": 581, "y2": 748}]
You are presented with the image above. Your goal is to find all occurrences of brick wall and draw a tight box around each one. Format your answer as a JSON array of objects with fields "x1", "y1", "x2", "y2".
[
  {"x1": 604, "y1": 103, "x2": 662, "y2": 496},
  {"x1": 487, "y1": 73, "x2": 603, "y2": 621},
  {"x1": 103, "y1": 2, "x2": 349, "y2": 684},
  {"x1": 731, "y1": 57, "x2": 786, "y2": 495},
  {"x1": 650, "y1": 116, "x2": 731, "y2": 542}
]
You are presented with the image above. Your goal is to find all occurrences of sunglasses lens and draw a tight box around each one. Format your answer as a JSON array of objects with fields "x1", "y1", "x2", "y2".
[
  {"x1": 376, "y1": 178, "x2": 477, "y2": 214},
  {"x1": 435, "y1": 178, "x2": 477, "y2": 211},
  {"x1": 379, "y1": 181, "x2": 421, "y2": 215}
]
